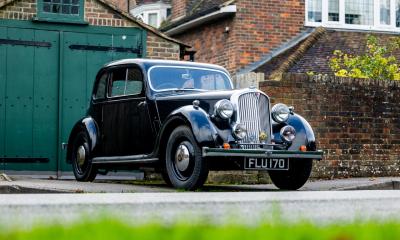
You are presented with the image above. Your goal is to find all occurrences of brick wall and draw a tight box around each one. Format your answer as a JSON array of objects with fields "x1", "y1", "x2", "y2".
[
  {"x1": 171, "y1": 0, "x2": 186, "y2": 20},
  {"x1": 170, "y1": 0, "x2": 306, "y2": 75},
  {"x1": 147, "y1": 32, "x2": 180, "y2": 60},
  {"x1": 260, "y1": 73, "x2": 400, "y2": 178},
  {"x1": 234, "y1": 0, "x2": 306, "y2": 72},
  {"x1": 174, "y1": 16, "x2": 237, "y2": 73},
  {"x1": 0, "y1": 0, "x2": 180, "y2": 60}
]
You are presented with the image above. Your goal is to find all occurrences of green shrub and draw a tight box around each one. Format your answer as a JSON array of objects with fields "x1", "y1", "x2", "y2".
[{"x1": 329, "y1": 35, "x2": 400, "y2": 80}]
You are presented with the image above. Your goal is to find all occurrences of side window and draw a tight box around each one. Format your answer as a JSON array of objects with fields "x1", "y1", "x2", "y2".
[
  {"x1": 94, "y1": 72, "x2": 108, "y2": 100},
  {"x1": 110, "y1": 68, "x2": 128, "y2": 97},
  {"x1": 125, "y1": 68, "x2": 143, "y2": 95},
  {"x1": 109, "y1": 67, "x2": 144, "y2": 97}
]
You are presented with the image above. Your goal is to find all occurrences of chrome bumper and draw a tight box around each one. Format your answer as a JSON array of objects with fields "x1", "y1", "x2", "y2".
[{"x1": 202, "y1": 147, "x2": 324, "y2": 160}]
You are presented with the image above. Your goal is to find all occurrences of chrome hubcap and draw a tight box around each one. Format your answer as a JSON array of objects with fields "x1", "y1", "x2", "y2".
[
  {"x1": 175, "y1": 144, "x2": 190, "y2": 172},
  {"x1": 77, "y1": 146, "x2": 86, "y2": 168}
]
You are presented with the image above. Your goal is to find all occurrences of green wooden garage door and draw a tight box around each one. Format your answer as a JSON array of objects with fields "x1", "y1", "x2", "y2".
[{"x1": 0, "y1": 21, "x2": 145, "y2": 175}]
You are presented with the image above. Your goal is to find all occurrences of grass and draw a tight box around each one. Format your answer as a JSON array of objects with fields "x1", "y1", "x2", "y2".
[{"x1": 1, "y1": 218, "x2": 400, "y2": 240}]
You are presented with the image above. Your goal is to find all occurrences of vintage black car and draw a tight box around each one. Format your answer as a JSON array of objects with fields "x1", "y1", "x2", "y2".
[{"x1": 66, "y1": 59, "x2": 323, "y2": 190}]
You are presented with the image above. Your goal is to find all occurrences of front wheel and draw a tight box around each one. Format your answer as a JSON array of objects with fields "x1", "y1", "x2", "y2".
[
  {"x1": 71, "y1": 131, "x2": 97, "y2": 182},
  {"x1": 165, "y1": 126, "x2": 209, "y2": 190},
  {"x1": 268, "y1": 159, "x2": 313, "y2": 190}
]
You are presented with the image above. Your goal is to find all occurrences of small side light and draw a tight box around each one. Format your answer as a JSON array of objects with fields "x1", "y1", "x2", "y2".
[
  {"x1": 223, "y1": 143, "x2": 231, "y2": 149},
  {"x1": 300, "y1": 145, "x2": 307, "y2": 152}
]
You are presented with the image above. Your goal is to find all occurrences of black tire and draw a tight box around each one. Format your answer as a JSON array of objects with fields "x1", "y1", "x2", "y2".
[
  {"x1": 161, "y1": 169, "x2": 172, "y2": 187},
  {"x1": 165, "y1": 126, "x2": 209, "y2": 190},
  {"x1": 71, "y1": 131, "x2": 97, "y2": 182},
  {"x1": 268, "y1": 159, "x2": 313, "y2": 190}
]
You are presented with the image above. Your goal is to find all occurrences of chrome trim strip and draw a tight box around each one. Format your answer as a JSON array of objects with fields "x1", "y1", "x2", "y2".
[
  {"x1": 202, "y1": 147, "x2": 324, "y2": 159},
  {"x1": 92, "y1": 155, "x2": 158, "y2": 164}
]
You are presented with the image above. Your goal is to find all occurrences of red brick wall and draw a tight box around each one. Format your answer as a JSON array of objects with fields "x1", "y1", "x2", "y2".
[
  {"x1": 171, "y1": 0, "x2": 186, "y2": 20},
  {"x1": 260, "y1": 73, "x2": 400, "y2": 178},
  {"x1": 170, "y1": 0, "x2": 306, "y2": 75},
  {"x1": 174, "y1": 16, "x2": 237, "y2": 73},
  {"x1": 234, "y1": 0, "x2": 305, "y2": 72},
  {"x1": 0, "y1": 0, "x2": 180, "y2": 60}
]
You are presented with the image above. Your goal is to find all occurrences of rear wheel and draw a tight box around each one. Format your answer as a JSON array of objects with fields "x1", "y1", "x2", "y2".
[
  {"x1": 71, "y1": 131, "x2": 97, "y2": 182},
  {"x1": 268, "y1": 159, "x2": 313, "y2": 190},
  {"x1": 165, "y1": 126, "x2": 209, "y2": 190}
]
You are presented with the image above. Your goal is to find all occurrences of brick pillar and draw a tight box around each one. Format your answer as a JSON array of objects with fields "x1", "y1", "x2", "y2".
[{"x1": 171, "y1": 0, "x2": 188, "y2": 20}]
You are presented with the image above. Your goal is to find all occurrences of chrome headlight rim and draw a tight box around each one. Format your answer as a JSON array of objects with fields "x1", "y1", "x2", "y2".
[
  {"x1": 214, "y1": 99, "x2": 234, "y2": 120},
  {"x1": 280, "y1": 125, "x2": 296, "y2": 143},
  {"x1": 232, "y1": 123, "x2": 247, "y2": 140},
  {"x1": 271, "y1": 103, "x2": 290, "y2": 123}
]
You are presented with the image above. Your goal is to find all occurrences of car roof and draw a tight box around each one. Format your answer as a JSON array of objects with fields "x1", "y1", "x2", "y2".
[{"x1": 104, "y1": 59, "x2": 229, "y2": 73}]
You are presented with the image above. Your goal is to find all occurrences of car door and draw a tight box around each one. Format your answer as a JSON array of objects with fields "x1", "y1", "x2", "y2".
[{"x1": 102, "y1": 65, "x2": 154, "y2": 156}]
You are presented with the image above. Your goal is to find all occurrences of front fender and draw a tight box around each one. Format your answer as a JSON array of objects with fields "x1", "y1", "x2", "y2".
[
  {"x1": 160, "y1": 105, "x2": 218, "y2": 148},
  {"x1": 273, "y1": 113, "x2": 317, "y2": 151},
  {"x1": 66, "y1": 117, "x2": 99, "y2": 163}
]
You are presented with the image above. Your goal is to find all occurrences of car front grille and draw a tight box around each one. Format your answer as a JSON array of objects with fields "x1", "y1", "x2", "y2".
[{"x1": 236, "y1": 91, "x2": 271, "y2": 148}]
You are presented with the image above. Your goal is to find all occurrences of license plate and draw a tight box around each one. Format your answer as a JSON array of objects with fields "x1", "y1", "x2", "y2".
[{"x1": 244, "y1": 158, "x2": 289, "y2": 170}]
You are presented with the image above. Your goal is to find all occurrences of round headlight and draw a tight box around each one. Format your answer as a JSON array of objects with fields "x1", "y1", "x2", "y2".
[
  {"x1": 280, "y1": 125, "x2": 296, "y2": 142},
  {"x1": 271, "y1": 103, "x2": 290, "y2": 123},
  {"x1": 215, "y1": 99, "x2": 234, "y2": 119},
  {"x1": 233, "y1": 123, "x2": 247, "y2": 140}
]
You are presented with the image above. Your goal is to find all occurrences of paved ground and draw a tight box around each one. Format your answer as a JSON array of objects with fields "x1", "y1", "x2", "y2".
[
  {"x1": 2, "y1": 190, "x2": 400, "y2": 228},
  {"x1": 2, "y1": 176, "x2": 400, "y2": 228},
  {"x1": 1, "y1": 176, "x2": 400, "y2": 193}
]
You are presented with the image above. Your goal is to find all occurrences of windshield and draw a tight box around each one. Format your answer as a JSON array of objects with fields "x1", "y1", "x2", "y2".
[{"x1": 149, "y1": 66, "x2": 233, "y2": 91}]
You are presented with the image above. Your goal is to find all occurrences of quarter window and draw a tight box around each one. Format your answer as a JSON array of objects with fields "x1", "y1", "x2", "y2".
[
  {"x1": 126, "y1": 68, "x2": 143, "y2": 95},
  {"x1": 94, "y1": 72, "x2": 108, "y2": 100},
  {"x1": 109, "y1": 67, "x2": 143, "y2": 97}
]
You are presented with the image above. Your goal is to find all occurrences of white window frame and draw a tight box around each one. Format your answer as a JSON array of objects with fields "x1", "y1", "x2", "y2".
[
  {"x1": 144, "y1": 10, "x2": 160, "y2": 28},
  {"x1": 131, "y1": 2, "x2": 171, "y2": 28},
  {"x1": 305, "y1": 0, "x2": 400, "y2": 32}
]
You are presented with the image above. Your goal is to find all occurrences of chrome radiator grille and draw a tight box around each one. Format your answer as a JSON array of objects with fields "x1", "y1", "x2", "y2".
[{"x1": 237, "y1": 91, "x2": 270, "y2": 148}]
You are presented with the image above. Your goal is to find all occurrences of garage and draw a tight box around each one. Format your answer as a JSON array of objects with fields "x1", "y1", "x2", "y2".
[
  {"x1": 0, "y1": 0, "x2": 186, "y2": 177},
  {"x1": 0, "y1": 22, "x2": 145, "y2": 175}
]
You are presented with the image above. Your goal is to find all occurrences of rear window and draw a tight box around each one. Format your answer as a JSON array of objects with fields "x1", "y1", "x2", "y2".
[{"x1": 149, "y1": 66, "x2": 233, "y2": 91}]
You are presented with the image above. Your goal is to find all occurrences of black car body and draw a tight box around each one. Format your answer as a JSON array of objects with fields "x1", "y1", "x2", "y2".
[{"x1": 67, "y1": 59, "x2": 323, "y2": 190}]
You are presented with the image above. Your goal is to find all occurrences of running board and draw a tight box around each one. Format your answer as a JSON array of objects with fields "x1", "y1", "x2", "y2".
[{"x1": 92, "y1": 155, "x2": 159, "y2": 164}]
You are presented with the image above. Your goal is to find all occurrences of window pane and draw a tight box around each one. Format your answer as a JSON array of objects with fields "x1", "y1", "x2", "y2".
[
  {"x1": 148, "y1": 13, "x2": 158, "y2": 27},
  {"x1": 397, "y1": 0, "x2": 400, "y2": 27},
  {"x1": 71, "y1": 6, "x2": 79, "y2": 14},
  {"x1": 307, "y1": 0, "x2": 322, "y2": 22},
  {"x1": 94, "y1": 73, "x2": 108, "y2": 100},
  {"x1": 345, "y1": 0, "x2": 373, "y2": 25},
  {"x1": 62, "y1": 5, "x2": 70, "y2": 14},
  {"x1": 125, "y1": 68, "x2": 143, "y2": 95},
  {"x1": 110, "y1": 68, "x2": 127, "y2": 97},
  {"x1": 380, "y1": 0, "x2": 391, "y2": 25},
  {"x1": 43, "y1": 3, "x2": 51, "y2": 12},
  {"x1": 51, "y1": 4, "x2": 61, "y2": 13},
  {"x1": 149, "y1": 67, "x2": 232, "y2": 91},
  {"x1": 329, "y1": 0, "x2": 339, "y2": 21}
]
